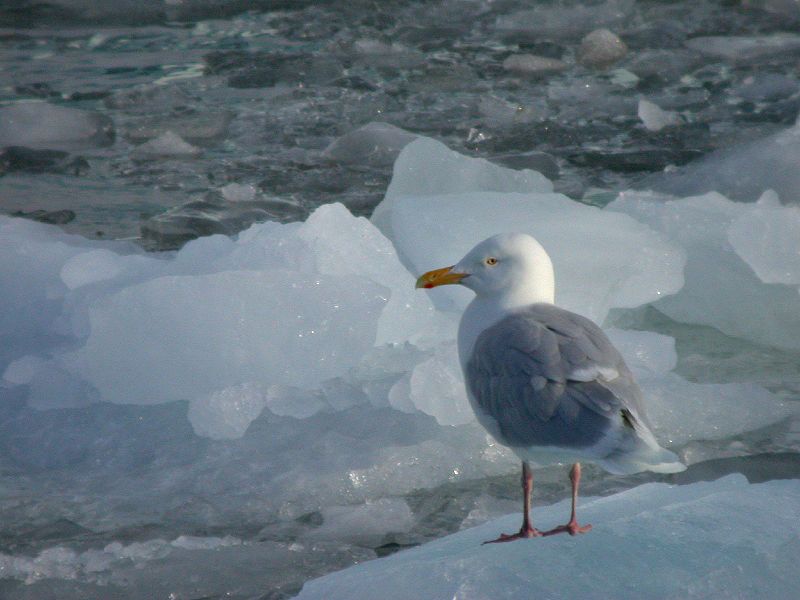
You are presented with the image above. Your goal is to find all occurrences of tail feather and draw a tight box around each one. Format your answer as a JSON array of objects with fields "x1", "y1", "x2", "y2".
[{"x1": 600, "y1": 444, "x2": 686, "y2": 475}]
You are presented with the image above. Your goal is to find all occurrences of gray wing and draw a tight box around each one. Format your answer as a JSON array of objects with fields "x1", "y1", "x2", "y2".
[{"x1": 465, "y1": 304, "x2": 648, "y2": 449}]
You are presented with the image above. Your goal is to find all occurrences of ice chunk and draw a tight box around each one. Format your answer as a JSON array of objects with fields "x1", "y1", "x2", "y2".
[
  {"x1": 389, "y1": 342, "x2": 472, "y2": 427},
  {"x1": 187, "y1": 382, "x2": 268, "y2": 440},
  {"x1": 308, "y1": 498, "x2": 414, "y2": 547},
  {"x1": 131, "y1": 131, "x2": 202, "y2": 159},
  {"x1": 296, "y1": 203, "x2": 438, "y2": 346},
  {"x1": 67, "y1": 269, "x2": 387, "y2": 405},
  {"x1": 220, "y1": 182, "x2": 257, "y2": 203},
  {"x1": 477, "y1": 95, "x2": 545, "y2": 129},
  {"x1": 727, "y1": 190, "x2": 800, "y2": 286},
  {"x1": 640, "y1": 121, "x2": 800, "y2": 203},
  {"x1": 685, "y1": 33, "x2": 800, "y2": 62},
  {"x1": 732, "y1": 73, "x2": 799, "y2": 102},
  {"x1": 638, "y1": 99, "x2": 682, "y2": 132},
  {"x1": 599, "y1": 329, "x2": 795, "y2": 453},
  {"x1": 0, "y1": 102, "x2": 114, "y2": 151},
  {"x1": 642, "y1": 374, "x2": 794, "y2": 448},
  {"x1": 495, "y1": 0, "x2": 633, "y2": 40},
  {"x1": 387, "y1": 191, "x2": 685, "y2": 325},
  {"x1": 323, "y1": 122, "x2": 419, "y2": 167},
  {"x1": 501, "y1": 54, "x2": 567, "y2": 77},
  {"x1": 609, "y1": 190, "x2": 800, "y2": 349},
  {"x1": 372, "y1": 137, "x2": 553, "y2": 240},
  {"x1": 9, "y1": 202, "x2": 439, "y2": 409},
  {"x1": 60, "y1": 249, "x2": 124, "y2": 290},
  {"x1": 0, "y1": 216, "x2": 99, "y2": 370},
  {"x1": 264, "y1": 384, "x2": 328, "y2": 419},
  {"x1": 605, "y1": 329, "x2": 677, "y2": 375},
  {"x1": 295, "y1": 476, "x2": 800, "y2": 600},
  {"x1": 125, "y1": 111, "x2": 233, "y2": 144},
  {"x1": 140, "y1": 192, "x2": 306, "y2": 250},
  {"x1": 2, "y1": 355, "x2": 48, "y2": 386},
  {"x1": 578, "y1": 29, "x2": 628, "y2": 68}
]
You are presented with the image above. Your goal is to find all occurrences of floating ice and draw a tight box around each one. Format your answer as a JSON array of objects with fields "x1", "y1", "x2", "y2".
[
  {"x1": 605, "y1": 330, "x2": 795, "y2": 449},
  {"x1": 0, "y1": 534, "x2": 238, "y2": 584},
  {"x1": 640, "y1": 120, "x2": 800, "y2": 203},
  {"x1": 495, "y1": 0, "x2": 633, "y2": 40},
  {"x1": 609, "y1": 190, "x2": 800, "y2": 350},
  {"x1": 501, "y1": 54, "x2": 567, "y2": 77},
  {"x1": 125, "y1": 111, "x2": 233, "y2": 144},
  {"x1": 372, "y1": 137, "x2": 553, "y2": 240},
  {"x1": 60, "y1": 249, "x2": 124, "y2": 290},
  {"x1": 727, "y1": 190, "x2": 800, "y2": 286},
  {"x1": 68, "y1": 268, "x2": 385, "y2": 405},
  {"x1": 384, "y1": 190, "x2": 685, "y2": 325},
  {"x1": 131, "y1": 131, "x2": 202, "y2": 159},
  {"x1": 2, "y1": 203, "x2": 438, "y2": 411},
  {"x1": 188, "y1": 382, "x2": 268, "y2": 440},
  {"x1": 638, "y1": 98, "x2": 682, "y2": 132},
  {"x1": 295, "y1": 476, "x2": 800, "y2": 600},
  {"x1": 307, "y1": 498, "x2": 415, "y2": 547},
  {"x1": 323, "y1": 122, "x2": 419, "y2": 167},
  {"x1": 388, "y1": 341, "x2": 473, "y2": 427},
  {"x1": 0, "y1": 102, "x2": 114, "y2": 151},
  {"x1": 685, "y1": 33, "x2": 800, "y2": 62},
  {"x1": 477, "y1": 95, "x2": 545, "y2": 129},
  {"x1": 732, "y1": 73, "x2": 799, "y2": 102},
  {"x1": 220, "y1": 182, "x2": 257, "y2": 203}
]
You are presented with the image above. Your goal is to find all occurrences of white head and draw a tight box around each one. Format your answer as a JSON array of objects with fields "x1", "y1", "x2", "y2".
[{"x1": 416, "y1": 233, "x2": 555, "y2": 306}]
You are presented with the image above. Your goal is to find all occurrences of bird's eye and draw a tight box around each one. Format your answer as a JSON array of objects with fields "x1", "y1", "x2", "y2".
[{"x1": 485, "y1": 257, "x2": 498, "y2": 266}]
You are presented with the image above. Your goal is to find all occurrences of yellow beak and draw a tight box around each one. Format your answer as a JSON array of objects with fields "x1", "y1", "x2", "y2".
[{"x1": 415, "y1": 265, "x2": 468, "y2": 289}]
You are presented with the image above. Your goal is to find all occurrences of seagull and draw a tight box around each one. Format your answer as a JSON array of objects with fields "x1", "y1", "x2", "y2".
[{"x1": 416, "y1": 233, "x2": 685, "y2": 543}]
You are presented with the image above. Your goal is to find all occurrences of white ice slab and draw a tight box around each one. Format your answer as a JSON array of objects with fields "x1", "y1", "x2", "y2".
[{"x1": 295, "y1": 475, "x2": 800, "y2": 600}]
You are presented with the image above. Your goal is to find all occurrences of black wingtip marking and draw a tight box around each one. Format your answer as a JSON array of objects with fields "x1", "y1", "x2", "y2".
[{"x1": 621, "y1": 409, "x2": 636, "y2": 429}]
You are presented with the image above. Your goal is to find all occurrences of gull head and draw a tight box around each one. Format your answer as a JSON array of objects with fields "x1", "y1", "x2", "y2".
[{"x1": 416, "y1": 233, "x2": 555, "y2": 304}]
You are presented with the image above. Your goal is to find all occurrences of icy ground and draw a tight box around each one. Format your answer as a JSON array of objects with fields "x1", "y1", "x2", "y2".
[
  {"x1": 296, "y1": 475, "x2": 800, "y2": 600},
  {"x1": 2, "y1": 1, "x2": 800, "y2": 599}
]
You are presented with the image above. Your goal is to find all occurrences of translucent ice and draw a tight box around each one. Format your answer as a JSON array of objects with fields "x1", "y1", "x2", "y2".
[
  {"x1": 323, "y1": 122, "x2": 419, "y2": 167},
  {"x1": 125, "y1": 111, "x2": 233, "y2": 144},
  {"x1": 295, "y1": 476, "x2": 800, "y2": 600},
  {"x1": 389, "y1": 341, "x2": 473, "y2": 427},
  {"x1": 501, "y1": 54, "x2": 567, "y2": 77},
  {"x1": 727, "y1": 190, "x2": 800, "y2": 286},
  {"x1": 385, "y1": 190, "x2": 685, "y2": 325},
  {"x1": 308, "y1": 498, "x2": 414, "y2": 547},
  {"x1": 606, "y1": 329, "x2": 795, "y2": 449},
  {"x1": 0, "y1": 102, "x2": 114, "y2": 151},
  {"x1": 372, "y1": 137, "x2": 553, "y2": 240},
  {"x1": 60, "y1": 249, "x2": 124, "y2": 290},
  {"x1": 187, "y1": 382, "x2": 268, "y2": 440},
  {"x1": 641, "y1": 121, "x2": 800, "y2": 203},
  {"x1": 3, "y1": 203, "x2": 438, "y2": 412},
  {"x1": 495, "y1": 0, "x2": 633, "y2": 40},
  {"x1": 68, "y1": 268, "x2": 386, "y2": 405},
  {"x1": 131, "y1": 131, "x2": 202, "y2": 159},
  {"x1": 638, "y1": 98, "x2": 682, "y2": 132},
  {"x1": 609, "y1": 190, "x2": 800, "y2": 349},
  {"x1": 685, "y1": 33, "x2": 800, "y2": 62}
]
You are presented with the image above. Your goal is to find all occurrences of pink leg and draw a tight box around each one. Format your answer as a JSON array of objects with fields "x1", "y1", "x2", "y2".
[
  {"x1": 541, "y1": 462, "x2": 592, "y2": 537},
  {"x1": 483, "y1": 461, "x2": 544, "y2": 544}
]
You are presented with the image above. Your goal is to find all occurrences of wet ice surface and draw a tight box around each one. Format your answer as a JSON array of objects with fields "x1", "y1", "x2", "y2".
[
  {"x1": 296, "y1": 476, "x2": 800, "y2": 600},
  {"x1": 2, "y1": 1, "x2": 800, "y2": 599}
]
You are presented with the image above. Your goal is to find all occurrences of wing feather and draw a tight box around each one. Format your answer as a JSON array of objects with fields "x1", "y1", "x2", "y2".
[{"x1": 465, "y1": 303, "x2": 648, "y2": 449}]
